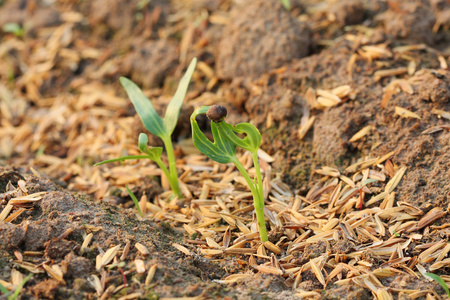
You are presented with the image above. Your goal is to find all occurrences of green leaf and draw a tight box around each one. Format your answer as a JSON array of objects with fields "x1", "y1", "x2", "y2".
[
  {"x1": 425, "y1": 273, "x2": 450, "y2": 297},
  {"x1": 10, "y1": 273, "x2": 32, "y2": 300},
  {"x1": 2, "y1": 23, "x2": 24, "y2": 37},
  {"x1": 120, "y1": 77, "x2": 166, "y2": 138},
  {"x1": 191, "y1": 106, "x2": 236, "y2": 164},
  {"x1": 0, "y1": 282, "x2": 9, "y2": 295},
  {"x1": 126, "y1": 186, "x2": 143, "y2": 217},
  {"x1": 94, "y1": 155, "x2": 150, "y2": 166},
  {"x1": 138, "y1": 133, "x2": 163, "y2": 160},
  {"x1": 279, "y1": 0, "x2": 290, "y2": 11},
  {"x1": 164, "y1": 58, "x2": 197, "y2": 135},
  {"x1": 220, "y1": 122, "x2": 262, "y2": 153}
]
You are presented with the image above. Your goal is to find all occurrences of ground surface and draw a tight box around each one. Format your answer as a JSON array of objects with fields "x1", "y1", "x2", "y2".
[{"x1": 0, "y1": 0, "x2": 449, "y2": 299}]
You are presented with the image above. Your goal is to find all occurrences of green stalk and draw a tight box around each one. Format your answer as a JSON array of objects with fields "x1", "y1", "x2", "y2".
[
  {"x1": 162, "y1": 135, "x2": 182, "y2": 198},
  {"x1": 231, "y1": 157, "x2": 268, "y2": 242},
  {"x1": 251, "y1": 152, "x2": 264, "y2": 207}
]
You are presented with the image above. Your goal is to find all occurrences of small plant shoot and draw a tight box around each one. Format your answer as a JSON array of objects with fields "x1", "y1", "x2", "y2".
[
  {"x1": 425, "y1": 273, "x2": 450, "y2": 297},
  {"x1": 95, "y1": 58, "x2": 197, "y2": 199},
  {"x1": 191, "y1": 105, "x2": 268, "y2": 242}
]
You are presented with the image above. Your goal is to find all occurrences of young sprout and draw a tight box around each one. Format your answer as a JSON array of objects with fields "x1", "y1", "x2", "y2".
[
  {"x1": 191, "y1": 105, "x2": 269, "y2": 242},
  {"x1": 95, "y1": 58, "x2": 197, "y2": 199},
  {"x1": 279, "y1": 0, "x2": 291, "y2": 11},
  {"x1": 425, "y1": 273, "x2": 450, "y2": 297}
]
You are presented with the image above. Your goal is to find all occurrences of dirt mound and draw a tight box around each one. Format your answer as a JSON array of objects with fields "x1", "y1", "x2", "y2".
[{"x1": 216, "y1": 0, "x2": 313, "y2": 79}]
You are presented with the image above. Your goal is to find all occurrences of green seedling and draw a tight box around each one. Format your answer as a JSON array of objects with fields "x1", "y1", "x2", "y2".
[
  {"x1": 95, "y1": 58, "x2": 197, "y2": 198},
  {"x1": 279, "y1": 0, "x2": 291, "y2": 11},
  {"x1": 2, "y1": 23, "x2": 24, "y2": 37},
  {"x1": 190, "y1": 105, "x2": 268, "y2": 242},
  {"x1": 0, "y1": 273, "x2": 33, "y2": 300},
  {"x1": 425, "y1": 273, "x2": 450, "y2": 297},
  {"x1": 126, "y1": 186, "x2": 143, "y2": 217}
]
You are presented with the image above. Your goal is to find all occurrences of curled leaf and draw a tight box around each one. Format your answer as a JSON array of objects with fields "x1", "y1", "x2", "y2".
[
  {"x1": 138, "y1": 133, "x2": 163, "y2": 160},
  {"x1": 220, "y1": 122, "x2": 262, "y2": 153}
]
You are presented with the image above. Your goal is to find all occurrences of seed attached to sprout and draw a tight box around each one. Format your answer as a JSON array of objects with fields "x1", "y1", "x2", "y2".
[{"x1": 206, "y1": 105, "x2": 227, "y2": 122}]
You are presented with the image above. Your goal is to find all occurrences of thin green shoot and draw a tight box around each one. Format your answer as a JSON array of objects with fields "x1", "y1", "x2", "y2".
[
  {"x1": 190, "y1": 105, "x2": 268, "y2": 242},
  {"x1": 425, "y1": 273, "x2": 450, "y2": 297},
  {"x1": 0, "y1": 282, "x2": 9, "y2": 295},
  {"x1": 2, "y1": 23, "x2": 24, "y2": 37},
  {"x1": 126, "y1": 186, "x2": 143, "y2": 217},
  {"x1": 95, "y1": 58, "x2": 197, "y2": 198},
  {"x1": 279, "y1": 0, "x2": 290, "y2": 11},
  {"x1": 1, "y1": 273, "x2": 33, "y2": 300}
]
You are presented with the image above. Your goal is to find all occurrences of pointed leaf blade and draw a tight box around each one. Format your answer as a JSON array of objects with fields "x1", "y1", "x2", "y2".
[
  {"x1": 120, "y1": 77, "x2": 166, "y2": 138},
  {"x1": 425, "y1": 273, "x2": 450, "y2": 297},
  {"x1": 164, "y1": 58, "x2": 197, "y2": 135},
  {"x1": 126, "y1": 186, "x2": 144, "y2": 217},
  {"x1": 94, "y1": 155, "x2": 151, "y2": 166}
]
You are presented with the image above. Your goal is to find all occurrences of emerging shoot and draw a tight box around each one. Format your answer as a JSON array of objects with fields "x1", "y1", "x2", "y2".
[
  {"x1": 95, "y1": 58, "x2": 197, "y2": 199},
  {"x1": 191, "y1": 105, "x2": 269, "y2": 242}
]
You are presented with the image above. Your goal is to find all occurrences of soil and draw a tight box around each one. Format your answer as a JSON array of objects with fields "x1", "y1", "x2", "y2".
[{"x1": 0, "y1": 0, "x2": 449, "y2": 299}]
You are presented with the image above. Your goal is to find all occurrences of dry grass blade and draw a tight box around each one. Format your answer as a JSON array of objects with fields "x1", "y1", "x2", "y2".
[
  {"x1": 332, "y1": 85, "x2": 352, "y2": 98},
  {"x1": 310, "y1": 259, "x2": 326, "y2": 286},
  {"x1": 11, "y1": 269, "x2": 23, "y2": 286},
  {"x1": 257, "y1": 148, "x2": 275, "y2": 163},
  {"x1": 206, "y1": 237, "x2": 221, "y2": 249},
  {"x1": 418, "y1": 240, "x2": 445, "y2": 264},
  {"x1": 305, "y1": 87, "x2": 316, "y2": 108},
  {"x1": 377, "y1": 289, "x2": 394, "y2": 300},
  {"x1": 431, "y1": 109, "x2": 450, "y2": 120},
  {"x1": 99, "y1": 245, "x2": 120, "y2": 269},
  {"x1": 349, "y1": 125, "x2": 372, "y2": 142},
  {"x1": 224, "y1": 248, "x2": 256, "y2": 255},
  {"x1": 409, "y1": 208, "x2": 446, "y2": 232},
  {"x1": 172, "y1": 243, "x2": 192, "y2": 256},
  {"x1": 367, "y1": 167, "x2": 406, "y2": 206},
  {"x1": 4, "y1": 207, "x2": 25, "y2": 223},
  {"x1": 429, "y1": 257, "x2": 450, "y2": 271},
  {"x1": 8, "y1": 192, "x2": 46, "y2": 205},
  {"x1": 135, "y1": 259, "x2": 146, "y2": 274},
  {"x1": 121, "y1": 241, "x2": 131, "y2": 261},
  {"x1": 200, "y1": 249, "x2": 223, "y2": 256},
  {"x1": 294, "y1": 290, "x2": 321, "y2": 298},
  {"x1": 360, "y1": 45, "x2": 392, "y2": 59},
  {"x1": 43, "y1": 264, "x2": 66, "y2": 284},
  {"x1": 135, "y1": 243, "x2": 150, "y2": 256},
  {"x1": 0, "y1": 204, "x2": 14, "y2": 221},
  {"x1": 374, "y1": 67, "x2": 408, "y2": 81},
  {"x1": 80, "y1": 233, "x2": 93, "y2": 255},
  {"x1": 145, "y1": 265, "x2": 157, "y2": 285},
  {"x1": 117, "y1": 292, "x2": 142, "y2": 300},
  {"x1": 216, "y1": 274, "x2": 251, "y2": 284},
  {"x1": 316, "y1": 96, "x2": 341, "y2": 108},
  {"x1": 13, "y1": 260, "x2": 43, "y2": 273},
  {"x1": 395, "y1": 107, "x2": 421, "y2": 119},
  {"x1": 90, "y1": 274, "x2": 103, "y2": 296},
  {"x1": 264, "y1": 241, "x2": 282, "y2": 255},
  {"x1": 298, "y1": 116, "x2": 315, "y2": 140},
  {"x1": 252, "y1": 264, "x2": 283, "y2": 276}
]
